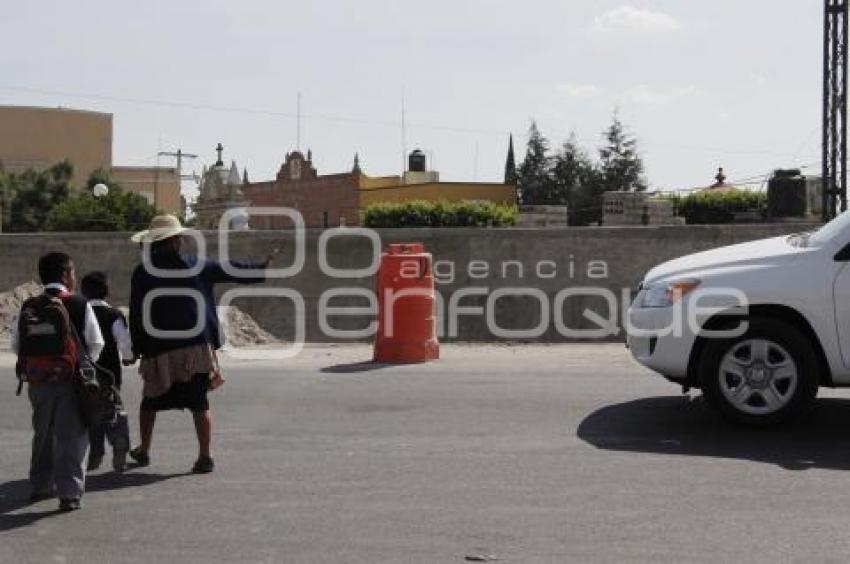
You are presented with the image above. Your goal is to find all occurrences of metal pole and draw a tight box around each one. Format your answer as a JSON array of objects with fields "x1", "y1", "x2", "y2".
[
  {"x1": 823, "y1": 0, "x2": 848, "y2": 220},
  {"x1": 825, "y1": 0, "x2": 831, "y2": 221},
  {"x1": 841, "y1": 0, "x2": 849, "y2": 213},
  {"x1": 829, "y1": 0, "x2": 840, "y2": 219}
]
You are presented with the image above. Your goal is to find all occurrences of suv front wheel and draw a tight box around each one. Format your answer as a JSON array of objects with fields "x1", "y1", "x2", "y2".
[{"x1": 698, "y1": 317, "x2": 820, "y2": 426}]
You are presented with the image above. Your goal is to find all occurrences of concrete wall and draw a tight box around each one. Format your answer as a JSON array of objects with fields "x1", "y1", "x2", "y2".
[{"x1": 0, "y1": 223, "x2": 819, "y2": 343}]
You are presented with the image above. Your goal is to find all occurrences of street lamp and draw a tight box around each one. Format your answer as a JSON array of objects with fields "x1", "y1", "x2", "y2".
[{"x1": 92, "y1": 183, "x2": 109, "y2": 198}]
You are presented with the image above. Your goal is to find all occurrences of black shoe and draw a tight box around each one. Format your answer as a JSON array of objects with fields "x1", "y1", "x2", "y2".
[
  {"x1": 87, "y1": 454, "x2": 103, "y2": 472},
  {"x1": 29, "y1": 489, "x2": 54, "y2": 503},
  {"x1": 113, "y1": 447, "x2": 128, "y2": 472},
  {"x1": 191, "y1": 456, "x2": 214, "y2": 474},
  {"x1": 58, "y1": 498, "x2": 81, "y2": 512},
  {"x1": 129, "y1": 447, "x2": 150, "y2": 467}
]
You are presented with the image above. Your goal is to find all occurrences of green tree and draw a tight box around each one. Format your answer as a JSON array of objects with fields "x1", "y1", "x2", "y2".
[
  {"x1": 599, "y1": 111, "x2": 646, "y2": 193},
  {"x1": 4, "y1": 161, "x2": 73, "y2": 232},
  {"x1": 553, "y1": 134, "x2": 603, "y2": 225},
  {"x1": 45, "y1": 170, "x2": 157, "y2": 232},
  {"x1": 517, "y1": 121, "x2": 557, "y2": 205}
]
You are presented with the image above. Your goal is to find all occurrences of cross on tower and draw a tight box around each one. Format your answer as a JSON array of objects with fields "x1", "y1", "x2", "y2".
[{"x1": 215, "y1": 143, "x2": 224, "y2": 166}]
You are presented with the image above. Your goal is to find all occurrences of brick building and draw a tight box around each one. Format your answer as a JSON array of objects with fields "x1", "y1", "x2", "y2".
[
  {"x1": 194, "y1": 147, "x2": 361, "y2": 229},
  {"x1": 242, "y1": 150, "x2": 360, "y2": 229},
  {"x1": 193, "y1": 144, "x2": 515, "y2": 229}
]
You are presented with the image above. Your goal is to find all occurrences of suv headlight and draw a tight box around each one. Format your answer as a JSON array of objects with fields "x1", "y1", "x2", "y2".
[{"x1": 640, "y1": 278, "x2": 701, "y2": 308}]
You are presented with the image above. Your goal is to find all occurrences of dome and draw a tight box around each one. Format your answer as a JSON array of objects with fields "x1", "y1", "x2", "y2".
[{"x1": 199, "y1": 145, "x2": 243, "y2": 201}]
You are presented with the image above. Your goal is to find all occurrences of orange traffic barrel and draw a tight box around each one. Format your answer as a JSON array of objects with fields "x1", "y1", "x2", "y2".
[{"x1": 374, "y1": 242, "x2": 440, "y2": 363}]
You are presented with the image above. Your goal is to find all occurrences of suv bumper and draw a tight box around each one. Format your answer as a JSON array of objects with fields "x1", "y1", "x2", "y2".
[{"x1": 626, "y1": 305, "x2": 697, "y2": 380}]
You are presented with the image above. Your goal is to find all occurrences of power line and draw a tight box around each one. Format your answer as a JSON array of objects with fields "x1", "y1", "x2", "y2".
[
  {"x1": 0, "y1": 84, "x2": 824, "y2": 159},
  {"x1": 0, "y1": 84, "x2": 511, "y2": 137}
]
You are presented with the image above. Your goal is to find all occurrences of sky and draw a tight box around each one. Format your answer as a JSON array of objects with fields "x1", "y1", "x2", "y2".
[{"x1": 0, "y1": 1, "x2": 824, "y2": 199}]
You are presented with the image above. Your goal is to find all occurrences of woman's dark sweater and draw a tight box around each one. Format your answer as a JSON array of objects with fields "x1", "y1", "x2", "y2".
[{"x1": 129, "y1": 250, "x2": 266, "y2": 358}]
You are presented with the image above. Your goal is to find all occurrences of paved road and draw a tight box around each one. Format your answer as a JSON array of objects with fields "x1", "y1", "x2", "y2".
[{"x1": 3, "y1": 343, "x2": 850, "y2": 563}]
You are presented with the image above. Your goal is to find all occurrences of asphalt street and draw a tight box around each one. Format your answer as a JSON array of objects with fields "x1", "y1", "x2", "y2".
[{"x1": 3, "y1": 343, "x2": 850, "y2": 563}]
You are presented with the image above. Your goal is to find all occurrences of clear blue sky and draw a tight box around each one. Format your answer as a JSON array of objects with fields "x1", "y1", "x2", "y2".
[{"x1": 0, "y1": 1, "x2": 823, "y2": 197}]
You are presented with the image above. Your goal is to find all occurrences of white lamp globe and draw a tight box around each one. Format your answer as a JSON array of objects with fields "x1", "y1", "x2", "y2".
[
  {"x1": 231, "y1": 208, "x2": 251, "y2": 231},
  {"x1": 92, "y1": 183, "x2": 109, "y2": 198}
]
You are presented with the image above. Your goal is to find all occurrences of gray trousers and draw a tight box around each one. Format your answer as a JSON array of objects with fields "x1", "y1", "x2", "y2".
[
  {"x1": 28, "y1": 382, "x2": 89, "y2": 499},
  {"x1": 89, "y1": 412, "x2": 130, "y2": 460}
]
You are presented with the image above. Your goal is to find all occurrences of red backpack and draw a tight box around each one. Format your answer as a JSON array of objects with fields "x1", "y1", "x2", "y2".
[{"x1": 15, "y1": 294, "x2": 79, "y2": 391}]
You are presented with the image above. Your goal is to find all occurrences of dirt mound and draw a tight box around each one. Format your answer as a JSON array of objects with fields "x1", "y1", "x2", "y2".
[
  {"x1": 0, "y1": 282, "x2": 41, "y2": 340},
  {"x1": 0, "y1": 282, "x2": 276, "y2": 348},
  {"x1": 219, "y1": 306, "x2": 280, "y2": 347}
]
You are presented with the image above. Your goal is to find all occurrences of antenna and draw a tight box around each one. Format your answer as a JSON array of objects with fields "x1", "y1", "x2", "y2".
[
  {"x1": 155, "y1": 134, "x2": 162, "y2": 198},
  {"x1": 401, "y1": 89, "x2": 407, "y2": 173},
  {"x1": 473, "y1": 142, "x2": 480, "y2": 182},
  {"x1": 297, "y1": 91, "x2": 302, "y2": 151}
]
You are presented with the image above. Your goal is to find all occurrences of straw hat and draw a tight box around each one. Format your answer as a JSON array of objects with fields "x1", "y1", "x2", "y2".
[{"x1": 130, "y1": 214, "x2": 190, "y2": 243}]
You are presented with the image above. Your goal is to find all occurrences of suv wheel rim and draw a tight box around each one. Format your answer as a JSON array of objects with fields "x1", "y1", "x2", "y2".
[{"x1": 718, "y1": 339, "x2": 798, "y2": 416}]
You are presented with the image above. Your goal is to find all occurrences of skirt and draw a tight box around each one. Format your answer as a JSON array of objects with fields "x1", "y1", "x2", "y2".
[
  {"x1": 140, "y1": 373, "x2": 210, "y2": 412},
  {"x1": 139, "y1": 343, "x2": 215, "y2": 413}
]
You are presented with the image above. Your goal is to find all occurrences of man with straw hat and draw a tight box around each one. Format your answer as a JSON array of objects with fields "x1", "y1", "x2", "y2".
[{"x1": 128, "y1": 214, "x2": 275, "y2": 473}]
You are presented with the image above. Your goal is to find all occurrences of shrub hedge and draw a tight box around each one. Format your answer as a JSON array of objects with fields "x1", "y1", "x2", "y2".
[
  {"x1": 662, "y1": 190, "x2": 767, "y2": 224},
  {"x1": 363, "y1": 200, "x2": 518, "y2": 228}
]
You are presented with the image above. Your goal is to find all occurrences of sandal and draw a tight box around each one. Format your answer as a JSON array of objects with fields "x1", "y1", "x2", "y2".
[
  {"x1": 191, "y1": 456, "x2": 215, "y2": 474},
  {"x1": 129, "y1": 447, "x2": 150, "y2": 467}
]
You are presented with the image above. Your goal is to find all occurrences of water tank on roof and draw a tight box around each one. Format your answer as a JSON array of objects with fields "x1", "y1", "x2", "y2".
[
  {"x1": 408, "y1": 149, "x2": 427, "y2": 172},
  {"x1": 768, "y1": 169, "x2": 806, "y2": 218}
]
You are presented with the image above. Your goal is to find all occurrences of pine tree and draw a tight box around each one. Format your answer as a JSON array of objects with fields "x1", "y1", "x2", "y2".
[
  {"x1": 504, "y1": 134, "x2": 518, "y2": 187},
  {"x1": 516, "y1": 121, "x2": 555, "y2": 205},
  {"x1": 553, "y1": 134, "x2": 602, "y2": 225},
  {"x1": 599, "y1": 111, "x2": 646, "y2": 193}
]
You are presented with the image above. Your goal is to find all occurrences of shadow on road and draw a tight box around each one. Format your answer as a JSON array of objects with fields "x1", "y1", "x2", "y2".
[
  {"x1": 577, "y1": 395, "x2": 850, "y2": 471},
  {"x1": 320, "y1": 361, "x2": 394, "y2": 374},
  {"x1": 0, "y1": 471, "x2": 188, "y2": 532}
]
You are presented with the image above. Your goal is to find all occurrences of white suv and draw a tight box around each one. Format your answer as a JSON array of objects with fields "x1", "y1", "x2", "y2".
[{"x1": 628, "y1": 213, "x2": 850, "y2": 426}]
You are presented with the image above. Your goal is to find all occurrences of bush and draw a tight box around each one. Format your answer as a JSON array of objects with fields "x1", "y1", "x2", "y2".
[
  {"x1": 662, "y1": 190, "x2": 767, "y2": 225},
  {"x1": 363, "y1": 200, "x2": 518, "y2": 228},
  {"x1": 1, "y1": 161, "x2": 73, "y2": 232},
  {"x1": 45, "y1": 190, "x2": 157, "y2": 232}
]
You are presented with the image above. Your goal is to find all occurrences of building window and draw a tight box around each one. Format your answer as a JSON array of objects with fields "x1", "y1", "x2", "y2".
[{"x1": 322, "y1": 211, "x2": 329, "y2": 228}]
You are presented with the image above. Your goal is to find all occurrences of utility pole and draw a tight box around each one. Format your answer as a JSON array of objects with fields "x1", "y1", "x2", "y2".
[
  {"x1": 158, "y1": 148, "x2": 199, "y2": 181},
  {"x1": 823, "y1": 0, "x2": 849, "y2": 221},
  {"x1": 158, "y1": 148, "x2": 199, "y2": 214}
]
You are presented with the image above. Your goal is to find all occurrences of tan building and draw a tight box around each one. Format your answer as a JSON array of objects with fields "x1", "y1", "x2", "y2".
[
  {"x1": 359, "y1": 178, "x2": 516, "y2": 206},
  {"x1": 110, "y1": 166, "x2": 182, "y2": 216},
  {"x1": 0, "y1": 105, "x2": 181, "y2": 215},
  {"x1": 0, "y1": 105, "x2": 111, "y2": 187},
  {"x1": 358, "y1": 149, "x2": 516, "y2": 207}
]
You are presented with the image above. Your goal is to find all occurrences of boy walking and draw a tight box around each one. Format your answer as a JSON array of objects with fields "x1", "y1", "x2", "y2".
[
  {"x1": 80, "y1": 272, "x2": 133, "y2": 472},
  {"x1": 13, "y1": 252, "x2": 104, "y2": 511}
]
